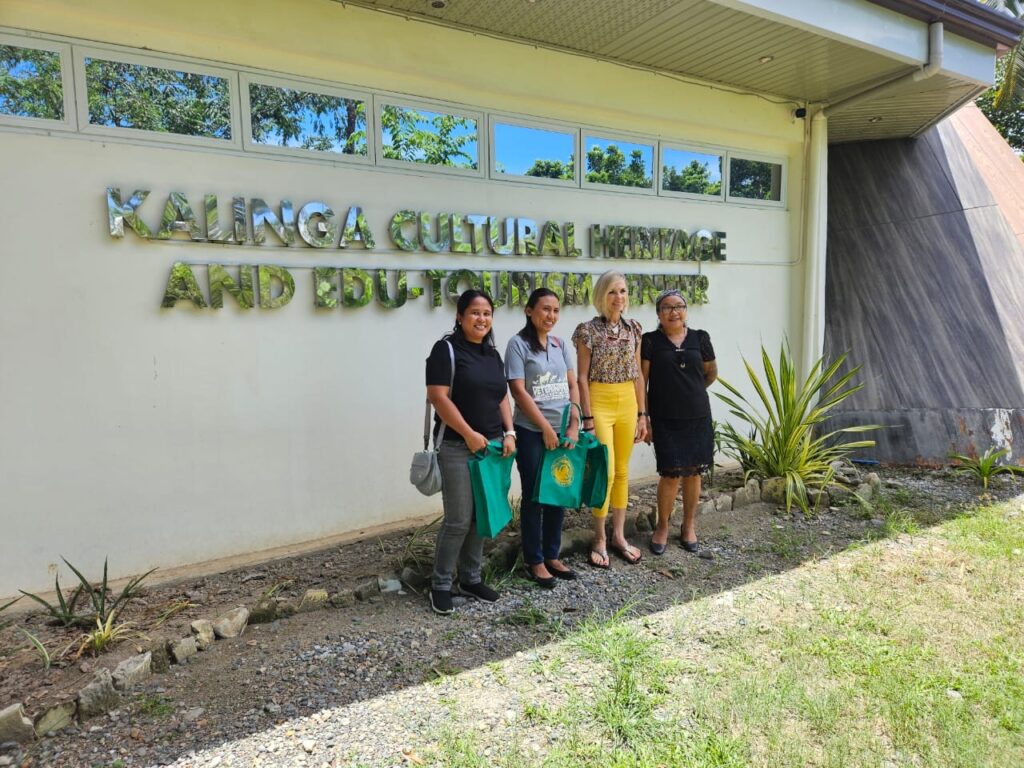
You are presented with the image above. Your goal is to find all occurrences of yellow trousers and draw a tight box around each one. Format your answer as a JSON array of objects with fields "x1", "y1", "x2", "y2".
[{"x1": 589, "y1": 381, "x2": 638, "y2": 517}]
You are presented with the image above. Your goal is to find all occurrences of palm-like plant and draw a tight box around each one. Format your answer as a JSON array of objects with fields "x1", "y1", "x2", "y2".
[
  {"x1": 715, "y1": 344, "x2": 880, "y2": 513},
  {"x1": 949, "y1": 446, "x2": 1024, "y2": 490},
  {"x1": 981, "y1": 1, "x2": 1024, "y2": 111}
]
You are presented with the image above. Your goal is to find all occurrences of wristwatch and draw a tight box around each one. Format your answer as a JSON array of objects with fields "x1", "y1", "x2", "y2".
[{"x1": 503, "y1": 430, "x2": 517, "y2": 440}]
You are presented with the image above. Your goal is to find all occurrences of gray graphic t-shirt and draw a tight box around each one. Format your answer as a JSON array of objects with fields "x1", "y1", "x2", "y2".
[{"x1": 505, "y1": 334, "x2": 576, "y2": 432}]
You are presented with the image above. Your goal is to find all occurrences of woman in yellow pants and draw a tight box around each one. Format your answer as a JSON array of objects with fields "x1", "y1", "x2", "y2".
[{"x1": 572, "y1": 271, "x2": 648, "y2": 567}]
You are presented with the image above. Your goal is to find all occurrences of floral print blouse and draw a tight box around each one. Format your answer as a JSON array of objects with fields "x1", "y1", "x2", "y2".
[{"x1": 571, "y1": 316, "x2": 642, "y2": 383}]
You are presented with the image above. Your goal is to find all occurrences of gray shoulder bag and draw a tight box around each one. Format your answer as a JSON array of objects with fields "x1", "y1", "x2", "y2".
[{"x1": 410, "y1": 341, "x2": 454, "y2": 496}]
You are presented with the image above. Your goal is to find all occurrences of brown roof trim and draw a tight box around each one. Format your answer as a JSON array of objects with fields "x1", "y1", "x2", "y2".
[{"x1": 867, "y1": 0, "x2": 1024, "y2": 49}]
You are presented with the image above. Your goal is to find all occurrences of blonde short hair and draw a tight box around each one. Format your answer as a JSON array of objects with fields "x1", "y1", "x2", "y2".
[{"x1": 592, "y1": 270, "x2": 628, "y2": 318}]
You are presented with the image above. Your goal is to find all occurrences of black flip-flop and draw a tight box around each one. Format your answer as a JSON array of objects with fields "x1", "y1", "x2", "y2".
[{"x1": 610, "y1": 543, "x2": 643, "y2": 564}]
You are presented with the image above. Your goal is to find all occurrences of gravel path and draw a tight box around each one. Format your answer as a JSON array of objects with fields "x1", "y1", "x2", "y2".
[{"x1": 10, "y1": 467, "x2": 1021, "y2": 768}]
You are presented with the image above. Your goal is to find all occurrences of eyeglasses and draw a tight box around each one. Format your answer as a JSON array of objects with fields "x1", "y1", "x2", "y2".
[{"x1": 659, "y1": 304, "x2": 687, "y2": 313}]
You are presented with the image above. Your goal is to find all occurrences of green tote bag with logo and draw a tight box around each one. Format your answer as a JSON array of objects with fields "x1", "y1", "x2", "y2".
[
  {"x1": 579, "y1": 431, "x2": 609, "y2": 510},
  {"x1": 469, "y1": 439, "x2": 516, "y2": 539},
  {"x1": 533, "y1": 404, "x2": 586, "y2": 508}
]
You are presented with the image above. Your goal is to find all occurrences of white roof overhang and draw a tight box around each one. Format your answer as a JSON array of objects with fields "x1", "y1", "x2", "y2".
[{"x1": 338, "y1": 0, "x2": 1024, "y2": 143}]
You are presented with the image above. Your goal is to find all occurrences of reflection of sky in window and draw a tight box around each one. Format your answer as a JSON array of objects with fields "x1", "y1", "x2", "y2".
[
  {"x1": 585, "y1": 136, "x2": 653, "y2": 171},
  {"x1": 662, "y1": 147, "x2": 721, "y2": 183},
  {"x1": 249, "y1": 84, "x2": 366, "y2": 154},
  {"x1": 381, "y1": 105, "x2": 477, "y2": 168},
  {"x1": 494, "y1": 123, "x2": 573, "y2": 175}
]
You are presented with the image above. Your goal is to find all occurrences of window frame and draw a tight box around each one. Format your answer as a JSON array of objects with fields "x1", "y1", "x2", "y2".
[
  {"x1": 580, "y1": 129, "x2": 657, "y2": 196},
  {"x1": 487, "y1": 113, "x2": 579, "y2": 188},
  {"x1": 239, "y1": 72, "x2": 373, "y2": 165},
  {"x1": 73, "y1": 45, "x2": 242, "y2": 150},
  {"x1": 724, "y1": 150, "x2": 787, "y2": 208},
  {"x1": 658, "y1": 141, "x2": 727, "y2": 203},
  {"x1": 0, "y1": 33, "x2": 75, "y2": 131},
  {"x1": 375, "y1": 96, "x2": 485, "y2": 179}
]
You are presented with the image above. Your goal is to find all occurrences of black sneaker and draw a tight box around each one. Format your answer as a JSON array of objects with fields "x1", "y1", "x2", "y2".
[
  {"x1": 430, "y1": 589, "x2": 454, "y2": 615},
  {"x1": 459, "y1": 581, "x2": 500, "y2": 602}
]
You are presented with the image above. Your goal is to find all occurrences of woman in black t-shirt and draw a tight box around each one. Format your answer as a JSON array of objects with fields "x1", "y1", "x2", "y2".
[
  {"x1": 640, "y1": 289, "x2": 718, "y2": 555},
  {"x1": 424, "y1": 290, "x2": 516, "y2": 615}
]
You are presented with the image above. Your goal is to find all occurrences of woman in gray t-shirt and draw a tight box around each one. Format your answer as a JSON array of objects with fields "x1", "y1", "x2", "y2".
[{"x1": 505, "y1": 288, "x2": 580, "y2": 587}]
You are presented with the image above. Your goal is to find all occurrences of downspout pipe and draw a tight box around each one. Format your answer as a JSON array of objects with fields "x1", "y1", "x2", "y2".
[
  {"x1": 800, "y1": 109, "x2": 828, "y2": 382},
  {"x1": 823, "y1": 21, "x2": 944, "y2": 118}
]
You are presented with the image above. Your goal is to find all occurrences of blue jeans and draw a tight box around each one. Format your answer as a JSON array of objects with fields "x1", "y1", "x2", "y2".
[{"x1": 514, "y1": 426, "x2": 565, "y2": 565}]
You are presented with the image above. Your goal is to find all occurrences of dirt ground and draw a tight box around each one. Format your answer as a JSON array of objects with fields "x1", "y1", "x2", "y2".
[{"x1": 1, "y1": 465, "x2": 1020, "y2": 766}]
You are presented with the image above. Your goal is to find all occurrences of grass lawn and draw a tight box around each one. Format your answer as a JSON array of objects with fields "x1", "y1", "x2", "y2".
[{"x1": 425, "y1": 497, "x2": 1024, "y2": 767}]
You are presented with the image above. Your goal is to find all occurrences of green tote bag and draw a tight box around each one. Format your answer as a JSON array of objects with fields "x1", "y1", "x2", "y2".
[
  {"x1": 533, "y1": 404, "x2": 586, "y2": 508},
  {"x1": 578, "y1": 431, "x2": 609, "y2": 510},
  {"x1": 469, "y1": 439, "x2": 516, "y2": 539}
]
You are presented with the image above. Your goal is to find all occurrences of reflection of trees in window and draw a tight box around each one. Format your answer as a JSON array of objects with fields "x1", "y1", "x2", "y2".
[
  {"x1": 249, "y1": 83, "x2": 366, "y2": 155},
  {"x1": 524, "y1": 156, "x2": 574, "y2": 180},
  {"x1": 0, "y1": 45, "x2": 63, "y2": 120},
  {"x1": 729, "y1": 158, "x2": 781, "y2": 200},
  {"x1": 380, "y1": 104, "x2": 477, "y2": 169},
  {"x1": 85, "y1": 58, "x2": 231, "y2": 139},
  {"x1": 586, "y1": 144, "x2": 651, "y2": 188},
  {"x1": 662, "y1": 160, "x2": 722, "y2": 195}
]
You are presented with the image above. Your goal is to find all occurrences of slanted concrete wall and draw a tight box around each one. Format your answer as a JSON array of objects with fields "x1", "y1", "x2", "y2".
[{"x1": 824, "y1": 104, "x2": 1024, "y2": 464}]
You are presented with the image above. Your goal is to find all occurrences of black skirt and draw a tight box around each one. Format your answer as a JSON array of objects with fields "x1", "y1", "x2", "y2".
[{"x1": 650, "y1": 415, "x2": 714, "y2": 478}]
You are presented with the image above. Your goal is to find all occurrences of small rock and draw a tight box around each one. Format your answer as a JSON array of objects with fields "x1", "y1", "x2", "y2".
[
  {"x1": 946, "y1": 689, "x2": 963, "y2": 700},
  {"x1": 0, "y1": 756, "x2": 13, "y2": 767},
  {"x1": 249, "y1": 598, "x2": 279, "y2": 625},
  {"x1": 0, "y1": 704, "x2": 35, "y2": 744},
  {"x1": 634, "y1": 510, "x2": 651, "y2": 532},
  {"x1": 168, "y1": 637, "x2": 198, "y2": 664},
  {"x1": 190, "y1": 619, "x2": 216, "y2": 650},
  {"x1": 714, "y1": 494, "x2": 733, "y2": 512},
  {"x1": 854, "y1": 482, "x2": 873, "y2": 502},
  {"x1": 263, "y1": 702, "x2": 281, "y2": 715},
  {"x1": 354, "y1": 578, "x2": 381, "y2": 602},
  {"x1": 148, "y1": 640, "x2": 171, "y2": 673},
  {"x1": 330, "y1": 590, "x2": 357, "y2": 607},
  {"x1": 33, "y1": 701, "x2": 76, "y2": 738},
  {"x1": 806, "y1": 488, "x2": 830, "y2": 510},
  {"x1": 112, "y1": 652, "x2": 152, "y2": 690},
  {"x1": 698, "y1": 550, "x2": 714, "y2": 560},
  {"x1": 276, "y1": 599, "x2": 297, "y2": 618},
  {"x1": 866, "y1": 472, "x2": 882, "y2": 495},
  {"x1": 731, "y1": 487, "x2": 754, "y2": 509},
  {"x1": 761, "y1": 477, "x2": 787, "y2": 505},
  {"x1": 183, "y1": 707, "x2": 205, "y2": 723},
  {"x1": 697, "y1": 499, "x2": 716, "y2": 517},
  {"x1": 301, "y1": 739, "x2": 316, "y2": 753},
  {"x1": 212, "y1": 607, "x2": 249, "y2": 638},
  {"x1": 298, "y1": 589, "x2": 330, "y2": 613},
  {"x1": 377, "y1": 576, "x2": 403, "y2": 594},
  {"x1": 399, "y1": 567, "x2": 428, "y2": 592},
  {"x1": 77, "y1": 669, "x2": 121, "y2": 720}
]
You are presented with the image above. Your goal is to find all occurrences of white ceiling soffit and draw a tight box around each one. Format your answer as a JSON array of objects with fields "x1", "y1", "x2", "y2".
[{"x1": 339, "y1": 0, "x2": 1017, "y2": 143}]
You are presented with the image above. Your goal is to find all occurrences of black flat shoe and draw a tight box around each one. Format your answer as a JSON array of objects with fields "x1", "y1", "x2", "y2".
[
  {"x1": 649, "y1": 539, "x2": 667, "y2": 555},
  {"x1": 525, "y1": 564, "x2": 557, "y2": 589},
  {"x1": 547, "y1": 565, "x2": 577, "y2": 581},
  {"x1": 679, "y1": 537, "x2": 699, "y2": 553}
]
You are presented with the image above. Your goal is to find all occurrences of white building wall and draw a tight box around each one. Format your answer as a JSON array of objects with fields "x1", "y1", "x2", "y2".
[{"x1": 0, "y1": 0, "x2": 806, "y2": 594}]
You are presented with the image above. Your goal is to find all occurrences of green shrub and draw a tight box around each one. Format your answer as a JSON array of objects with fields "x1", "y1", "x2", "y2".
[
  {"x1": 949, "y1": 447, "x2": 1024, "y2": 491},
  {"x1": 716, "y1": 344, "x2": 879, "y2": 513}
]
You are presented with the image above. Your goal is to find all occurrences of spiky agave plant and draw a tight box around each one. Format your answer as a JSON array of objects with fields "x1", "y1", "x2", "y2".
[
  {"x1": 949, "y1": 446, "x2": 1024, "y2": 491},
  {"x1": 715, "y1": 343, "x2": 880, "y2": 513}
]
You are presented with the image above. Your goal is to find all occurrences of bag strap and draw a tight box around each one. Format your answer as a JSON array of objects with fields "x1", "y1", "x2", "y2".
[
  {"x1": 558, "y1": 403, "x2": 584, "y2": 441},
  {"x1": 423, "y1": 341, "x2": 456, "y2": 451}
]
